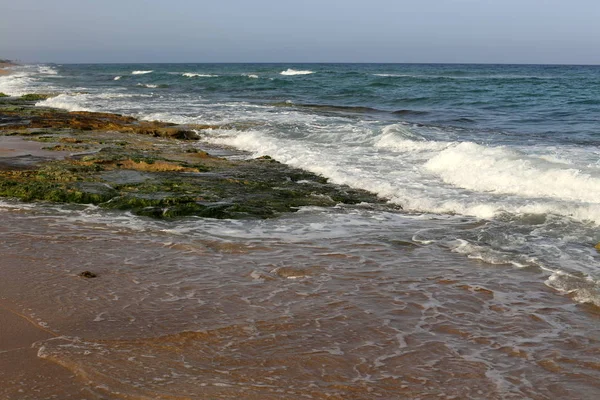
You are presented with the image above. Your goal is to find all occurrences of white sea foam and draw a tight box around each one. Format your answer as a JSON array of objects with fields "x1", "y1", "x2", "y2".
[
  {"x1": 280, "y1": 69, "x2": 314, "y2": 76},
  {"x1": 374, "y1": 124, "x2": 450, "y2": 153},
  {"x1": 450, "y1": 239, "x2": 539, "y2": 268},
  {"x1": 114, "y1": 76, "x2": 122, "y2": 80},
  {"x1": 137, "y1": 83, "x2": 159, "y2": 88},
  {"x1": 203, "y1": 125, "x2": 600, "y2": 225},
  {"x1": 132, "y1": 70, "x2": 153, "y2": 75},
  {"x1": 545, "y1": 271, "x2": 600, "y2": 307},
  {"x1": 245, "y1": 74, "x2": 259, "y2": 79},
  {"x1": 0, "y1": 72, "x2": 31, "y2": 96},
  {"x1": 373, "y1": 74, "x2": 413, "y2": 78},
  {"x1": 38, "y1": 66, "x2": 59, "y2": 75},
  {"x1": 424, "y1": 142, "x2": 600, "y2": 203},
  {"x1": 0, "y1": 66, "x2": 43, "y2": 96},
  {"x1": 182, "y1": 73, "x2": 217, "y2": 78},
  {"x1": 37, "y1": 93, "x2": 93, "y2": 112}
]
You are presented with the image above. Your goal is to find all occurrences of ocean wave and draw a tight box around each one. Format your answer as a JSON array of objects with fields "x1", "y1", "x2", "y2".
[
  {"x1": 35, "y1": 92, "x2": 152, "y2": 113},
  {"x1": 38, "y1": 66, "x2": 59, "y2": 75},
  {"x1": 0, "y1": 71, "x2": 36, "y2": 96},
  {"x1": 204, "y1": 128, "x2": 600, "y2": 224},
  {"x1": 280, "y1": 69, "x2": 314, "y2": 76},
  {"x1": 182, "y1": 73, "x2": 218, "y2": 78},
  {"x1": 375, "y1": 125, "x2": 450, "y2": 153},
  {"x1": 244, "y1": 74, "x2": 259, "y2": 79},
  {"x1": 132, "y1": 70, "x2": 153, "y2": 75},
  {"x1": 136, "y1": 83, "x2": 166, "y2": 89},
  {"x1": 36, "y1": 93, "x2": 94, "y2": 112},
  {"x1": 391, "y1": 109, "x2": 430, "y2": 116},
  {"x1": 373, "y1": 74, "x2": 414, "y2": 78},
  {"x1": 114, "y1": 76, "x2": 122, "y2": 80},
  {"x1": 424, "y1": 142, "x2": 600, "y2": 203},
  {"x1": 271, "y1": 101, "x2": 382, "y2": 114}
]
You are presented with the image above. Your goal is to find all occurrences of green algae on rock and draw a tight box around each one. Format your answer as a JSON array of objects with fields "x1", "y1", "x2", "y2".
[{"x1": 19, "y1": 93, "x2": 57, "y2": 101}]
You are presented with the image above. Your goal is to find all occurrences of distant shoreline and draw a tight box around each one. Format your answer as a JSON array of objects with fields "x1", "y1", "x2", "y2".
[{"x1": 0, "y1": 61, "x2": 16, "y2": 75}]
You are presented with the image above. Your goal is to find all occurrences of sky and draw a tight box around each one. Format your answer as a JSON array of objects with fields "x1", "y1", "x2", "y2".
[{"x1": 0, "y1": 0, "x2": 599, "y2": 64}]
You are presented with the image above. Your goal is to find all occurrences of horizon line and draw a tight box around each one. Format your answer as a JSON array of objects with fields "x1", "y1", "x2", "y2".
[{"x1": 9, "y1": 60, "x2": 600, "y2": 67}]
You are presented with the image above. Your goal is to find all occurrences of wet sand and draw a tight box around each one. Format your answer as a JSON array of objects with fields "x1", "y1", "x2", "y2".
[
  {"x1": 0, "y1": 204, "x2": 599, "y2": 399},
  {"x1": 0, "y1": 305, "x2": 96, "y2": 399}
]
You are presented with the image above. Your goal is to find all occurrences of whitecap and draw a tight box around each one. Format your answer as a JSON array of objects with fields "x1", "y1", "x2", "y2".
[
  {"x1": 280, "y1": 69, "x2": 314, "y2": 76},
  {"x1": 114, "y1": 76, "x2": 122, "y2": 80},
  {"x1": 0, "y1": 72, "x2": 33, "y2": 96},
  {"x1": 373, "y1": 74, "x2": 413, "y2": 78},
  {"x1": 424, "y1": 142, "x2": 600, "y2": 203},
  {"x1": 132, "y1": 70, "x2": 153, "y2": 75},
  {"x1": 36, "y1": 93, "x2": 93, "y2": 112},
  {"x1": 374, "y1": 124, "x2": 450, "y2": 153},
  {"x1": 38, "y1": 66, "x2": 59, "y2": 75},
  {"x1": 182, "y1": 73, "x2": 217, "y2": 78}
]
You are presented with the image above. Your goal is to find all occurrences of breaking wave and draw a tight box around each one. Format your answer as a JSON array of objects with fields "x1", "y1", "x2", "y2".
[
  {"x1": 280, "y1": 69, "x2": 314, "y2": 76},
  {"x1": 424, "y1": 142, "x2": 600, "y2": 203},
  {"x1": 182, "y1": 73, "x2": 218, "y2": 78}
]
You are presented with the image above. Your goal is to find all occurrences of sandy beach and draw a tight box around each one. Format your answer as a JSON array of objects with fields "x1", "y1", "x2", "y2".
[{"x1": 0, "y1": 304, "x2": 94, "y2": 399}]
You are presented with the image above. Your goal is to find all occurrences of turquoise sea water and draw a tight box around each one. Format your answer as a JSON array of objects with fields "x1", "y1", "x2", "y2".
[{"x1": 1, "y1": 63, "x2": 599, "y2": 398}]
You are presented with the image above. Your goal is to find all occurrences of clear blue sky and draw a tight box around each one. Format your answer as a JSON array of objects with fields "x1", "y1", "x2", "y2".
[{"x1": 1, "y1": 0, "x2": 598, "y2": 64}]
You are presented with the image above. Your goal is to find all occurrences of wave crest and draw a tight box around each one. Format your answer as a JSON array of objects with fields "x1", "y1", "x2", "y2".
[
  {"x1": 182, "y1": 73, "x2": 217, "y2": 78},
  {"x1": 280, "y1": 69, "x2": 314, "y2": 76},
  {"x1": 375, "y1": 124, "x2": 450, "y2": 153},
  {"x1": 424, "y1": 142, "x2": 600, "y2": 203}
]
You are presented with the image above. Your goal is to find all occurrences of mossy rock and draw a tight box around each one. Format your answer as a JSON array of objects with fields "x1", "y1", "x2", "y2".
[
  {"x1": 0, "y1": 179, "x2": 113, "y2": 204},
  {"x1": 0, "y1": 92, "x2": 9, "y2": 98},
  {"x1": 19, "y1": 93, "x2": 56, "y2": 101},
  {"x1": 101, "y1": 194, "x2": 217, "y2": 218}
]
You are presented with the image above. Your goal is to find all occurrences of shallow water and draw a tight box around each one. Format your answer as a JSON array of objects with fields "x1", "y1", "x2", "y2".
[{"x1": 1, "y1": 202, "x2": 599, "y2": 399}]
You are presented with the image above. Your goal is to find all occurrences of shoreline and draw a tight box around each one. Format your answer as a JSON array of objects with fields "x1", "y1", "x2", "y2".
[
  {"x1": 0, "y1": 92, "x2": 391, "y2": 397},
  {"x1": 0, "y1": 303, "x2": 95, "y2": 398},
  {"x1": 0, "y1": 91, "x2": 396, "y2": 398}
]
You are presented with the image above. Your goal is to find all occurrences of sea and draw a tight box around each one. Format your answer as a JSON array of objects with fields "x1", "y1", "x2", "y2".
[{"x1": 0, "y1": 63, "x2": 599, "y2": 399}]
